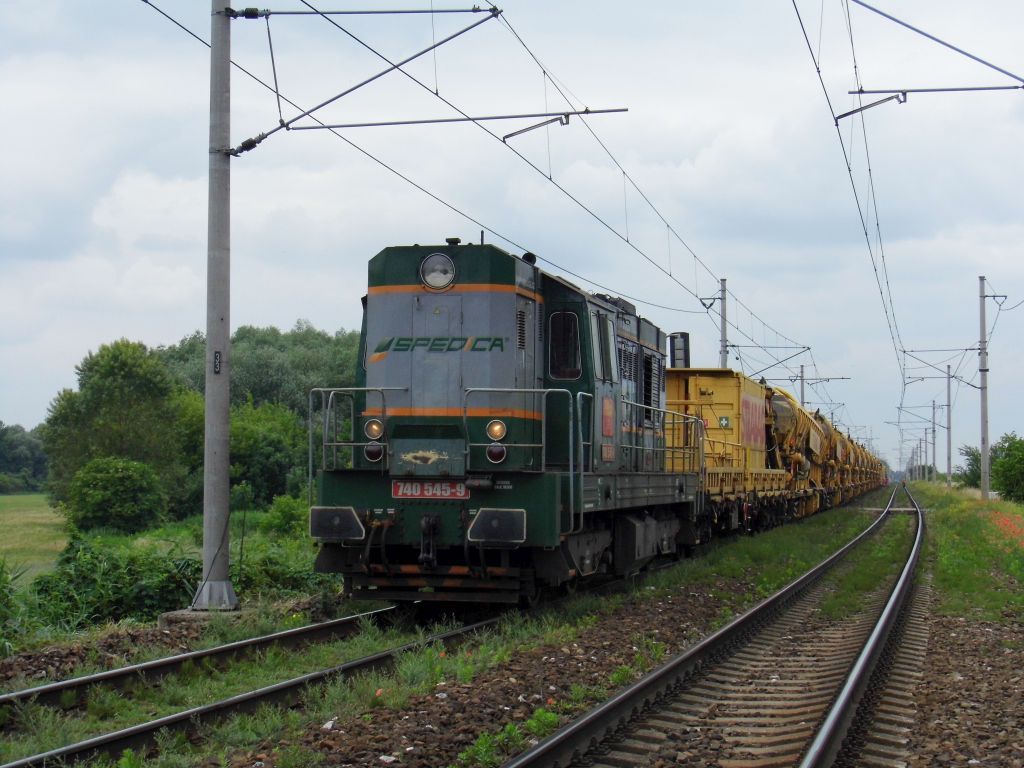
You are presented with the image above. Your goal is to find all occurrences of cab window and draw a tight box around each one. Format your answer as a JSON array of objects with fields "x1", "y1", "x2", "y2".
[{"x1": 549, "y1": 312, "x2": 581, "y2": 380}]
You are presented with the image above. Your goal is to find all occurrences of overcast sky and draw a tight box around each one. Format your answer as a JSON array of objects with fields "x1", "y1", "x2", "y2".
[{"x1": 1, "y1": 1, "x2": 1021, "y2": 470}]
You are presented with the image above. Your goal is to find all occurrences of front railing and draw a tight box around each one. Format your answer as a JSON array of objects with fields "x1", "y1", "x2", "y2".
[
  {"x1": 307, "y1": 387, "x2": 408, "y2": 495},
  {"x1": 462, "y1": 387, "x2": 573, "y2": 473}
]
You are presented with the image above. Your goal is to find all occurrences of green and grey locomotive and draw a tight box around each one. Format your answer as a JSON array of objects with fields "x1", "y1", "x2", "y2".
[{"x1": 309, "y1": 239, "x2": 705, "y2": 603}]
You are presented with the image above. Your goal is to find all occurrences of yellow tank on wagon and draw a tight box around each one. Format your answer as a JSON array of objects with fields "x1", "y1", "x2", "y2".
[{"x1": 768, "y1": 386, "x2": 826, "y2": 516}]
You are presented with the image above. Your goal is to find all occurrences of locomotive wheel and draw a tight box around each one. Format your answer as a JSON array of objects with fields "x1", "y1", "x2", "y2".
[{"x1": 519, "y1": 583, "x2": 542, "y2": 608}]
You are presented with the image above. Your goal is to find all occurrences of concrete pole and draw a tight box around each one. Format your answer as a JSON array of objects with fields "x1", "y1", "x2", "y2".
[
  {"x1": 719, "y1": 278, "x2": 728, "y2": 368},
  {"x1": 946, "y1": 364, "x2": 952, "y2": 490},
  {"x1": 931, "y1": 400, "x2": 937, "y2": 484},
  {"x1": 193, "y1": 2, "x2": 238, "y2": 610},
  {"x1": 979, "y1": 275, "x2": 990, "y2": 501},
  {"x1": 800, "y1": 364, "x2": 805, "y2": 406}
]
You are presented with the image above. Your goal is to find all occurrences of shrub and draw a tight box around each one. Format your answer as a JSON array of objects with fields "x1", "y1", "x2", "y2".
[
  {"x1": 232, "y1": 541, "x2": 328, "y2": 594},
  {"x1": 68, "y1": 457, "x2": 166, "y2": 533},
  {"x1": 257, "y1": 495, "x2": 308, "y2": 536},
  {"x1": 30, "y1": 537, "x2": 199, "y2": 629}
]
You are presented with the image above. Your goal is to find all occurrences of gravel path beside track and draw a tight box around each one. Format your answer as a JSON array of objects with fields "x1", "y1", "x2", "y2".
[{"x1": 906, "y1": 612, "x2": 1024, "y2": 768}]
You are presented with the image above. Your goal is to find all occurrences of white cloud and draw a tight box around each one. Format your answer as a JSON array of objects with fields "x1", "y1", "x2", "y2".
[{"x1": 1, "y1": 0, "x2": 1022, "y2": 467}]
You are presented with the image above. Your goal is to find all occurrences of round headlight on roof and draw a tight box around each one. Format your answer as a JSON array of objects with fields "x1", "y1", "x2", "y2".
[{"x1": 420, "y1": 252, "x2": 455, "y2": 290}]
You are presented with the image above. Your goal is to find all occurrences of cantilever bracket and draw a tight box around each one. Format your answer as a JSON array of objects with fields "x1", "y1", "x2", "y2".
[
  {"x1": 835, "y1": 92, "x2": 906, "y2": 123},
  {"x1": 502, "y1": 114, "x2": 568, "y2": 142}
]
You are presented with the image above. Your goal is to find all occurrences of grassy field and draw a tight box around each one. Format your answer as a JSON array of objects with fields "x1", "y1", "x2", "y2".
[{"x1": 0, "y1": 494, "x2": 66, "y2": 586}]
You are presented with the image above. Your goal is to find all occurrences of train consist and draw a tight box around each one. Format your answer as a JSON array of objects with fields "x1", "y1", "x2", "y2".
[{"x1": 309, "y1": 241, "x2": 887, "y2": 603}]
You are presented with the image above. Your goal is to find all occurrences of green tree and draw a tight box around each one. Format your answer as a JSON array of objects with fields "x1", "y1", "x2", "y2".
[
  {"x1": 229, "y1": 398, "x2": 304, "y2": 508},
  {"x1": 956, "y1": 445, "x2": 981, "y2": 488},
  {"x1": 42, "y1": 340, "x2": 180, "y2": 504},
  {"x1": 173, "y1": 390, "x2": 305, "y2": 513},
  {"x1": 992, "y1": 432, "x2": 1024, "y2": 503},
  {"x1": 956, "y1": 437, "x2": 1014, "y2": 490}
]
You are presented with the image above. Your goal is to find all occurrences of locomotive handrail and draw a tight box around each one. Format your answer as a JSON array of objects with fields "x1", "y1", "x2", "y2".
[
  {"x1": 575, "y1": 392, "x2": 594, "y2": 474},
  {"x1": 618, "y1": 397, "x2": 704, "y2": 474},
  {"x1": 571, "y1": 392, "x2": 594, "y2": 534},
  {"x1": 307, "y1": 387, "x2": 408, "y2": 498},
  {"x1": 462, "y1": 387, "x2": 576, "y2": 534}
]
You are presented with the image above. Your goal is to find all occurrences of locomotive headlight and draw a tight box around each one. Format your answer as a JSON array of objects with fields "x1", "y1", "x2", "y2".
[
  {"x1": 364, "y1": 419, "x2": 384, "y2": 440},
  {"x1": 420, "y1": 252, "x2": 455, "y2": 290},
  {"x1": 486, "y1": 442, "x2": 507, "y2": 464},
  {"x1": 485, "y1": 419, "x2": 507, "y2": 441}
]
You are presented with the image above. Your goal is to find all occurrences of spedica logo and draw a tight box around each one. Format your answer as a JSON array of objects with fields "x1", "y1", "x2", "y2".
[{"x1": 370, "y1": 336, "x2": 505, "y2": 363}]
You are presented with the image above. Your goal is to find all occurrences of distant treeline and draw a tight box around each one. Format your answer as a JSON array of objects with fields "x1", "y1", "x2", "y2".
[{"x1": 0, "y1": 422, "x2": 47, "y2": 493}]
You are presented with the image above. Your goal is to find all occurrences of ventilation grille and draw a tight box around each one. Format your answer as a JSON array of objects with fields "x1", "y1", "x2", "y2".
[
  {"x1": 517, "y1": 310, "x2": 527, "y2": 350},
  {"x1": 618, "y1": 345, "x2": 637, "y2": 382}
]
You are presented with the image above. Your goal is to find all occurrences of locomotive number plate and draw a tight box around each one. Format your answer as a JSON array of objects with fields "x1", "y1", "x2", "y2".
[{"x1": 392, "y1": 481, "x2": 470, "y2": 500}]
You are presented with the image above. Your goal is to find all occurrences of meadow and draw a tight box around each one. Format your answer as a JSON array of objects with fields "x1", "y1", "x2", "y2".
[{"x1": 0, "y1": 494, "x2": 66, "y2": 585}]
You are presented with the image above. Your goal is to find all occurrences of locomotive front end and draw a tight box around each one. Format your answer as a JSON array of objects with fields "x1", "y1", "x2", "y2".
[{"x1": 310, "y1": 241, "x2": 561, "y2": 603}]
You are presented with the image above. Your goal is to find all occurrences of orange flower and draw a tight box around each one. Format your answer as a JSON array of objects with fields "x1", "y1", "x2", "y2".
[
  {"x1": 439, "y1": 651, "x2": 447, "y2": 658},
  {"x1": 375, "y1": 688, "x2": 384, "y2": 697},
  {"x1": 546, "y1": 697, "x2": 555, "y2": 706}
]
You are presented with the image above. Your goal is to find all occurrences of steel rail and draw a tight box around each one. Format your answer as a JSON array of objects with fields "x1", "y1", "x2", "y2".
[
  {"x1": 502, "y1": 486, "x2": 899, "y2": 768},
  {"x1": 0, "y1": 606, "x2": 395, "y2": 712},
  {"x1": 1, "y1": 617, "x2": 497, "y2": 768},
  {"x1": 798, "y1": 485, "x2": 924, "y2": 767}
]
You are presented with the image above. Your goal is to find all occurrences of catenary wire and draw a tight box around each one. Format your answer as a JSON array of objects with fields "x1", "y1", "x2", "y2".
[
  {"x1": 498, "y1": 15, "x2": 813, "y2": 360},
  {"x1": 294, "y1": 1, "x2": 810, "y2": 376},
  {"x1": 136, "y1": 0, "x2": 704, "y2": 319},
  {"x1": 791, "y1": 0, "x2": 905, "y2": 398}
]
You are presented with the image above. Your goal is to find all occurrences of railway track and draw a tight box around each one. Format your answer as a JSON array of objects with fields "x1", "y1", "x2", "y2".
[
  {"x1": 0, "y1": 605, "x2": 395, "y2": 713},
  {"x1": 504, "y1": 485, "x2": 924, "y2": 768},
  {"x1": 0, "y1": 611, "x2": 498, "y2": 767}
]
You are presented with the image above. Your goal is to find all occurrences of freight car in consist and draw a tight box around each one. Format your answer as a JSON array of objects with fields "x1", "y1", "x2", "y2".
[{"x1": 308, "y1": 240, "x2": 886, "y2": 603}]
